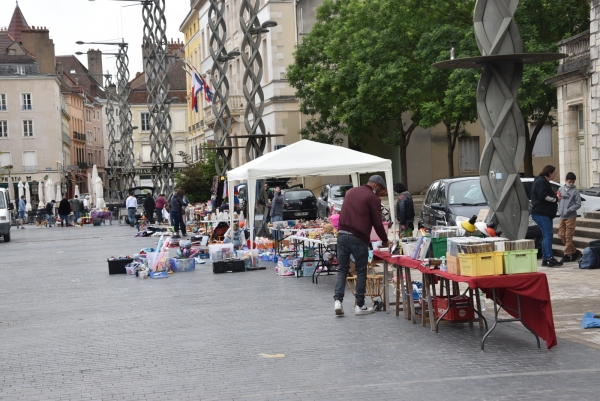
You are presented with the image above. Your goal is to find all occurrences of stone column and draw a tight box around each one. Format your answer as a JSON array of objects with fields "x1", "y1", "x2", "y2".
[{"x1": 590, "y1": 0, "x2": 600, "y2": 186}]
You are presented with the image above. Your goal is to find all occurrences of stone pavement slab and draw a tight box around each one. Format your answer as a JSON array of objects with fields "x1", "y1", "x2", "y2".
[{"x1": 1, "y1": 225, "x2": 600, "y2": 400}]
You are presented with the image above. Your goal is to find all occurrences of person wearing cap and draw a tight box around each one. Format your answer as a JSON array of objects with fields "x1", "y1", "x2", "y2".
[
  {"x1": 334, "y1": 175, "x2": 389, "y2": 316},
  {"x1": 393, "y1": 182, "x2": 415, "y2": 238}
]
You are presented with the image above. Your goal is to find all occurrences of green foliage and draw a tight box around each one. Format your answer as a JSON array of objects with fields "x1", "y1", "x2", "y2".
[{"x1": 174, "y1": 144, "x2": 217, "y2": 203}]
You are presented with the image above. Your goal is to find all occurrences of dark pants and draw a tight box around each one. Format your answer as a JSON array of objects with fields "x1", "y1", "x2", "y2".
[
  {"x1": 59, "y1": 214, "x2": 69, "y2": 227},
  {"x1": 146, "y1": 208, "x2": 155, "y2": 224},
  {"x1": 532, "y1": 214, "x2": 554, "y2": 260},
  {"x1": 334, "y1": 232, "x2": 369, "y2": 307},
  {"x1": 155, "y1": 208, "x2": 163, "y2": 223},
  {"x1": 172, "y1": 211, "x2": 186, "y2": 235}
]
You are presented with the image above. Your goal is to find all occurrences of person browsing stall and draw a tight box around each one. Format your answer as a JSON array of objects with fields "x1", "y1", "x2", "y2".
[
  {"x1": 334, "y1": 175, "x2": 389, "y2": 316},
  {"x1": 394, "y1": 182, "x2": 415, "y2": 238},
  {"x1": 531, "y1": 165, "x2": 562, "y2": 267},
  {"x1": 155, "y1": 194, "x2": 167, "y2": 224},
  {"x1": 170, "y1": 189, "x2": 190, "y2": 237},
  {"x1": 270, "y1": 187, "x2": 284, "y2": 222},
  {"x1": 126, "y1": 192, "x2": 138, "y2": 227}
]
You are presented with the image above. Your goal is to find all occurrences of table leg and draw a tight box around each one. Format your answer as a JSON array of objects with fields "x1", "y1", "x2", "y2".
[
  {"x1": 405, "y1": 268, "x2": 416, "y2": 324},
  {"x1": 435, "y1": 279, "x2": 452, "y2": 333},
  {"x1": 473, "y1": 286, "x2": 486, "y2": 329},
  {"x1": 425, "y1": 274, "x2": 435, "y2": 331},
  {"x1": 396, "y1": 266, "x2": 401, "y2": 317},
  {"x1": 383, "y1": 260, "x2": 388, "y2": 313}
]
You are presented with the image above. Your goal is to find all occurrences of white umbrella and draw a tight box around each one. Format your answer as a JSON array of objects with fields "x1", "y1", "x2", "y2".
[
  {"x1": 55, "y1": 184, "x2": 61, "y2": 203},
  {"x1": 45, "y1": 178, "x2": 53, "y2": 202},
  {"x1": 18, "y1": 181, "x2": 24, "y2": 199},
  {"x1": 38, "y1": 181, "x2": 45, "y2": 208},
  {"x1": 24, "y1": 181, "x2": 31, "y2": 211},
  {"x1": 74, "y1": 184, "x2": 80, "y2": 198}
]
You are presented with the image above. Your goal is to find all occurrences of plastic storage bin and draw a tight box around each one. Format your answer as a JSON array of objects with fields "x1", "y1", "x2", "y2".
[
  {"x1": 169, "y1": 258, "x2": 196, "y2": 272},
  {"x1": 430, "y1": 237, "x2": 448, "y2": 258},
  {"x1": 503, "y1": 249, "x2": 537, "y2": 274},
  {"x1": 107, "y1": 258, "x2": 133, "y2": 275},
  {"x1": 433, "y1": 295, "x2": 474, "y2": 321},
  {"x1": 458, "y1": 252, "x2": 503, "y2": 276}
]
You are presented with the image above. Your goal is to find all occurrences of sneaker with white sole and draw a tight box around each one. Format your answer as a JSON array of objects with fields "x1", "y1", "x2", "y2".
[
  {"x1": 355, "y1": 305, "x2": 374, "y2": 315},
  {"x1": 334, "y1": 300, "x2": 344, "y2": 316}
]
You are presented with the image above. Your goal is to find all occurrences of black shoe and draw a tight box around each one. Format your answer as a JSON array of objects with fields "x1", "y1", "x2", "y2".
[
  {"x1": 572, "y1": 250, "x2": 583, "y2": 262},
  {"x1": 560, "y1": 255, "x2": 571, "y2": 264},
  {"x1": 542, "y1": 259, "x2": 548, "y2": 267},
  {"x1": 545, "y1": 258, "x2": 563, "y2": 267}
]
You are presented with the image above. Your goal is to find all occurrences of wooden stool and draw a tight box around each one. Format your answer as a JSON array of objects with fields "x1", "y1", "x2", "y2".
[{"x1": 346, "y1": 263, "x2": 384, "y2": 305}]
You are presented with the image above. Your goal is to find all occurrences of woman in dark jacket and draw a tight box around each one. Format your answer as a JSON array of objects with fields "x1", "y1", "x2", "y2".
[
  {"x1": 143, "y1": 193, "x2": 156, "y2": 224},
  {"x1": 57, "y1": 196, "x2": 71, "y2": 227},
  {"x1": 531, "y1": 165, "x2": 562, "y2": 267}
]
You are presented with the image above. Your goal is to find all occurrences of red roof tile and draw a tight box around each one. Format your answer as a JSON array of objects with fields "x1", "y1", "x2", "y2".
[{"x1": 7, "y1": 4, "x2": 29, "y2": 43}]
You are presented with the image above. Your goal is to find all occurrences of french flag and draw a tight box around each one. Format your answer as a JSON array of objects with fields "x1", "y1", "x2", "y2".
[
  {"x1": 200, "y1": 75, "x2": 213, "y2": 103},
  {"x1": 191, "y1": 73, "x2": 204, "y2": 112}
]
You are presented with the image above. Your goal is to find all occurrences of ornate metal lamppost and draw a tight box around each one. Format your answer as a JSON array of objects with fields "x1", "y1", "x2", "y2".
[{"x1": 434, "y1": 1, "x2": 565, "y2": 240}]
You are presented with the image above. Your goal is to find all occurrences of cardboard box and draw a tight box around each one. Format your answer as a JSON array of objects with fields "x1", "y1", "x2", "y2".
[
  {"x1": 446, "y1": 252, "x2": 460, "y2": 275},
  {"x1": 301, "y1": 261, "x2": 316, "y2": 277}
]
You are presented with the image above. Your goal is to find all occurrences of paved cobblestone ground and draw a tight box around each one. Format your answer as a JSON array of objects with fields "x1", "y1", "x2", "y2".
[{"x1": 2, "y1": 225, "x2": 600, "y2": 400}]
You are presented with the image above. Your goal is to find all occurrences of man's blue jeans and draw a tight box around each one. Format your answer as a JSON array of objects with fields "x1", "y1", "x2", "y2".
[
  {"x1": 59, "y1": 215, "x2": 69, "y2": 227},
  {"x1": 334, "y1": 232, "x2": 369, "y2": 307},
  {"x1": 46, "y1": 213, "x2": 54, "y2": 226},
  {"x1": 73, "y1": 211, "x2": 80, "y2": 225},
  {"x1": 271, "y1": 215, "x2": 282, "y2": 222},
  {"x1": 532, "y1": 214, "x2": 554, "y2": 260},
  {"x1": 127, "y1": 208, "x2": 136, "y2": 225}
]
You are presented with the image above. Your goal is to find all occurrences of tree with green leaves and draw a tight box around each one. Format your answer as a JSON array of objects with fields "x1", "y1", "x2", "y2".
[
  {"x1": 175, "y1": 144, "x2": 217, "y2": 203},
  {"x1": 287, "y1": 0, "x2": 421, "y2": 186}
]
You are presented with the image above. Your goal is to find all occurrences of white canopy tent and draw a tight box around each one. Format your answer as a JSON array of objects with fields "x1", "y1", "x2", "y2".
[{"x1": 226, "y1": 140, "x2": 396, "y2": 249}]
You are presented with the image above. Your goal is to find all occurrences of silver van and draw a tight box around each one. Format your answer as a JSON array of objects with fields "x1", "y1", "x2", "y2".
[{"x1": 0, "y1": 188, "x2": 13, "y2": 242}]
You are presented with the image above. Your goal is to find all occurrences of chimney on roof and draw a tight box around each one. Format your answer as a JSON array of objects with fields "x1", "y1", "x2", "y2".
[
  {"x1": 56, "y1": 61, "x2": 63, "y2": 77},
  {"x1": 20, "y1": 26, "x2": 55, "y2": 74},
  {"x1": 87, "y1": 49, "x2": 103, "y2": 85}
]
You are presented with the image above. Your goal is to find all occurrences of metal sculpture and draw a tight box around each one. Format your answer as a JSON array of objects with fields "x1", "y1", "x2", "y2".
[
  {"x1": 116, "y1": 42, "x2": 135, "y2": 191},
  {"x1": 239, "y1": 0, "x2": 267, "y2": 161},
  {"x1": 434, "y1": 0, "x2": 564, "y2": 240},
  {"x1": 209, "y1": 0, "x2": 234, "y2": 175},
  {"x1": 143, "y1": 0, "x2": 174, "y2": 196},
  {"x1": 104, "y1": 73, "x2": 119, "y2": 198}
]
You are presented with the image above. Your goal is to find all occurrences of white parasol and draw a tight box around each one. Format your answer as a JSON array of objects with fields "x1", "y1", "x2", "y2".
[
  {"x1": 74, "y1": 184, "x2": 80, "y2": 198},
  {"x1": 45, "y1": 178, "x2": 53, "y2": 203},
  {"x1": 38, "y1": 181, "x2": 45, "y2": 208},
  {"x1": 87, "y1": 173, "x2": 95, "y2": 207},
  {"x1": 55, "y1": 184, "x2": 61, "y2": 203},
  {"x1": 24, "y1": 181, "x2": 31, "y2": 211},
  {"x1": 94, "y1": 177, "x2": 105, "y2": 209},
  {"x1": 18, "y1": 180, "x2": 24, "y2": 199}
]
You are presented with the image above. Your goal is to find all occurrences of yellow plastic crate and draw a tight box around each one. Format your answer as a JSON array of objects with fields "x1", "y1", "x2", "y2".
[
  {"x1": 458, "y1": 252, "x2": 503, "y2": 276},
  {"x1": 503, "y1": 249, "x2": 537, "y2": 274}
]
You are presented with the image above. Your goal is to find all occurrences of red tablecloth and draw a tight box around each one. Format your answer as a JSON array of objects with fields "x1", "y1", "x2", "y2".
[{"x1": 373, "y1": 251, "x2": 557, "y2": 349}]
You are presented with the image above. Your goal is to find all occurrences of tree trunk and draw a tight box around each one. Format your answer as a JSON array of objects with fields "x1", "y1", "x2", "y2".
[
  {"x1": 400, "y1": 145, "x2": 408, "y2": 186},
  {"x1": 446, "y1": 124, "x2": 455, "y2": 178},
  {"x1": 523, "y1": 105, "x2": 551, "y2": 177},
  {"x1": 523, "y1": 124, "x2": 534, "y2": 177}
]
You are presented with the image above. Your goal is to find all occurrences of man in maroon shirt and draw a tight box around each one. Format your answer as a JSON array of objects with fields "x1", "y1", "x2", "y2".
[{"x1": 334, "y1": 175, "x2": 389, "y2": 316}]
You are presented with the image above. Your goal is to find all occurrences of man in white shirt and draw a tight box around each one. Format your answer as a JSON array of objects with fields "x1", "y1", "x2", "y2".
[{"x1": 125, "y1": 192, "x2": 138, "y2": 227}]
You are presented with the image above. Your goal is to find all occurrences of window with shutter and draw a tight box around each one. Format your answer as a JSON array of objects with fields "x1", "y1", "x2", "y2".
[{"x1": 531, "y1": 124, "x2": 552, "y2": 157}]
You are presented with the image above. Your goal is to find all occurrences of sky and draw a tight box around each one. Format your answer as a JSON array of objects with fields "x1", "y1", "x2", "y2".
[{"x1": 0, "y1": 0, "x2": 189, "y2": 79}]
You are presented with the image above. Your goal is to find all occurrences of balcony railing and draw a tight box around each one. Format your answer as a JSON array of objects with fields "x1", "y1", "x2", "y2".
[
  {"x1": 557, "y1": 30, "x2": 590, "y2": 75},
  {"x1": 203, "y1": 95, "x2": 246, "y2": 127},
  {"x1": 73, "y1": 131, "x2": 86, "y2": 141},
  {"x1": 23, "y1": 165, "x2": 37, "y2": 172},
  {"x1": 78, "y1": 162, "x2": 88, "y2": 170},
  {"x1": 21, "y1": 105, "x2": 32, "y2": 111}
]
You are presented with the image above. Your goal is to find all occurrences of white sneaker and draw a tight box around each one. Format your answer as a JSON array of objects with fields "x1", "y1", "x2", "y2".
[
  {"x1": 334, "y1": 300, "x2": 344, "y2": 316},
  {"x1": 355, "y1": 305, "x2": 374, "y2": 315}
]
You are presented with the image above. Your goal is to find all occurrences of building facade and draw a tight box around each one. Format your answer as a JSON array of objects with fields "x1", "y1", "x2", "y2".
[{"x1": 0, "y1": 6, "x2": 69, "y2": 205}]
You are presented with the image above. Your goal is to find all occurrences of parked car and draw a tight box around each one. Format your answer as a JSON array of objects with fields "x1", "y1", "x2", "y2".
[
  {"x1": 0, "y1": 188, "x2": 13, "y2": 242},
  {"x1": 419, "y1": 177, "x2": 542, "y2": 247},
  {"x1": 317, "y1": 183, "x2": 353, "y2": 218},
  {"x1": 281, "y1": 188, "x2": 318, "y2": 220}
]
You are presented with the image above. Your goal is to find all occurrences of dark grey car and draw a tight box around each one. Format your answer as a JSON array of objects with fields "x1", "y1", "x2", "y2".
[{"x1": 317, "y1": 183, "x2": 352, "y2": 218}]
